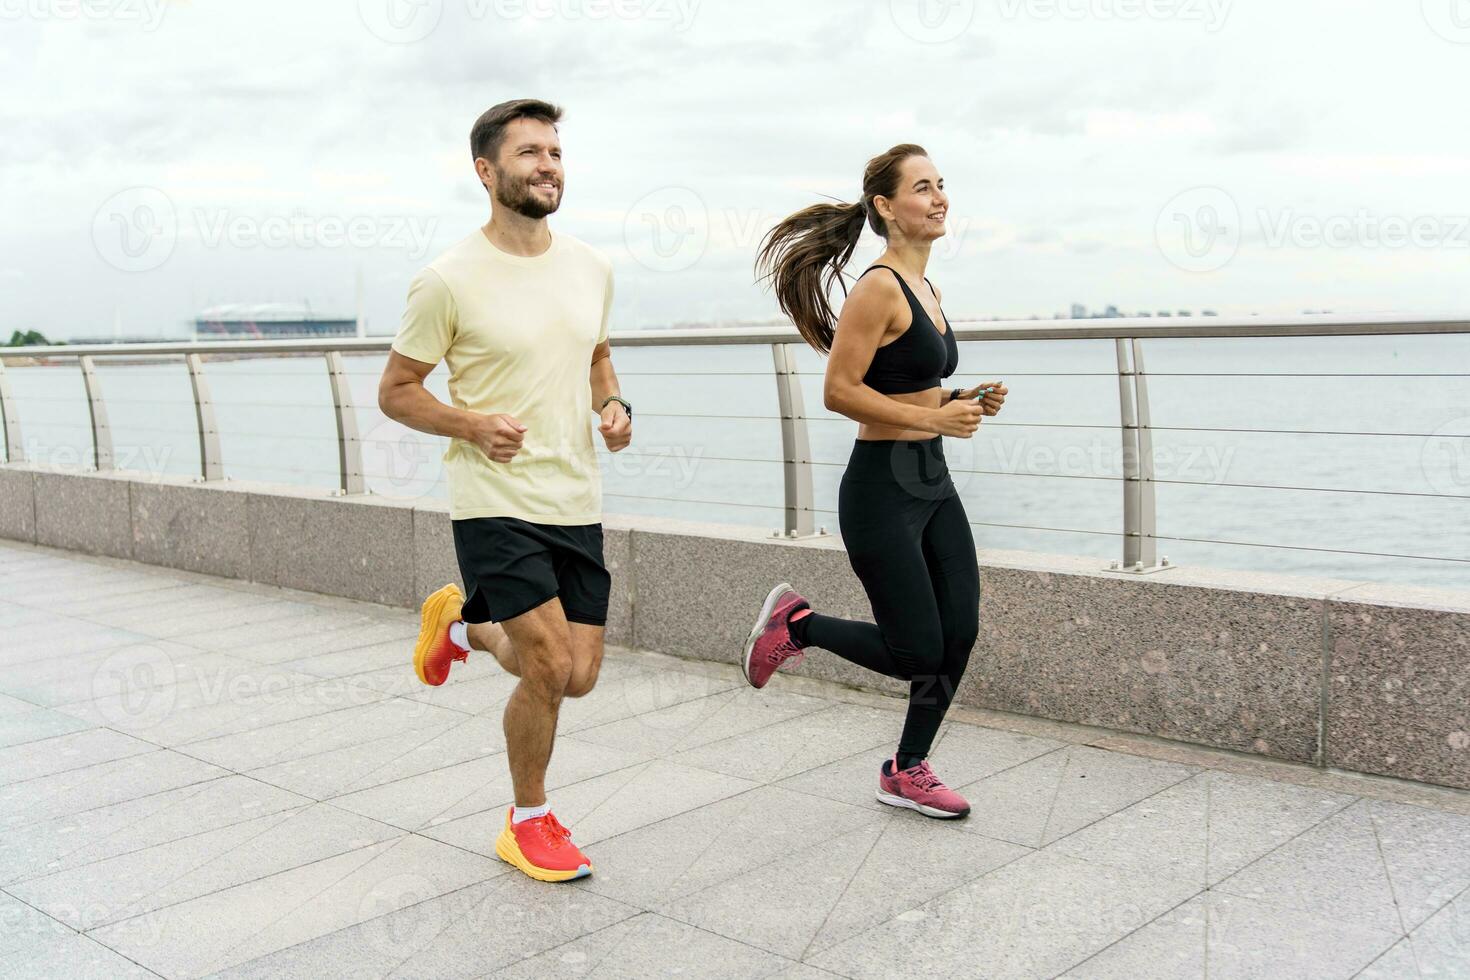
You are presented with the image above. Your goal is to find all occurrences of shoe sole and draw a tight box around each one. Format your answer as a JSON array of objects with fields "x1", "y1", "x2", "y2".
[
  {"x1": 876, "y1": 790, "x2": 970, "y2": 820},
  {"x1": 741, "y1": 582, "x2": 793, "y2": 687},
  {"x1": 413, "y1": 584, "x2": 463, "y2": 686},
  {"x1": 494, "y1": 829, "x2": 593, "y2": 882}
]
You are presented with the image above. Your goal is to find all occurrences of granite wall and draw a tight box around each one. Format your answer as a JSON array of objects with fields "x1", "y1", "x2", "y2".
[{"x1": 2, "y1": 462, "x2": 1466, "y2": 791}]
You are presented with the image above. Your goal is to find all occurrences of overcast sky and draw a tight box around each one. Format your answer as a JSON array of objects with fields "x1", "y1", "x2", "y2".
[{"x1": 3, "y1": 0, "x2": 1468, "y2": 340}]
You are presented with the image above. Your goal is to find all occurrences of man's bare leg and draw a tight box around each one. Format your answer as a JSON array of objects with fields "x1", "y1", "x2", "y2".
[
  {"x1": 564, "y1": 622, "x2": 605, "y2": 698},
  {"x1": 466, "y1": 619, "x2": 604, "y2": 698},
  {"x1": 466, "y1": 620, "x2": 521, "y2": 676},
  {"x1": 497, "y1": 598, "x2": 573, "y2": 808}
]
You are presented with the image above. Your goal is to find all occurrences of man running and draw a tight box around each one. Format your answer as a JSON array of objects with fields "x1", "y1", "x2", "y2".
[{"x1": 378, "y1": 98, "x2": 631, "y2": 882}]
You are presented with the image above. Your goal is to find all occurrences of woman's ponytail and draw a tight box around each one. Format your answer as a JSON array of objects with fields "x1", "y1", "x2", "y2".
[
  {"x1": 755, "y1": 200, "x2": 867, "y2": 354},
  {"x1": 755, "y1": 143, "x2": 928, "y2": 355}
]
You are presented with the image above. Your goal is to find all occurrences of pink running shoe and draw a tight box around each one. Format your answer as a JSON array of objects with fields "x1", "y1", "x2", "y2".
[
  {"x1": 741, "y1": 583, "x2": 810, "y2": 689},
  {"x1": 877, "y1": 756, "x2": 971, "y2": 818}
]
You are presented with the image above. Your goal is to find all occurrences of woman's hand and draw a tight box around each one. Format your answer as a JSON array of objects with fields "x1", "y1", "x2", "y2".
[
  {"x1": 955, "y1": 381, "x2": 1008, "y2": 416},
  {"x1": 925, "y1": 398, "x2": 984, "y2": 438}
]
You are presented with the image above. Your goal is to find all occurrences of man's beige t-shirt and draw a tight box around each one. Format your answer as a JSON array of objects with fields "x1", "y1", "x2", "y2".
[{"x1": 391, "y1": 229, "x2": 613, "y2": 524}]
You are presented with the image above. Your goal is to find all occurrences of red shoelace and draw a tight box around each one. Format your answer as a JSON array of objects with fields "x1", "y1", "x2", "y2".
[
  {"x1": 766, "y1": 637, "x2": 806, "y2": 671},
  {"x1": 904, "y1": 761, "x2": 947, "y2": 792},
  {"x1": 522, "y1": 812, "x2": 574, "y2": 849}
]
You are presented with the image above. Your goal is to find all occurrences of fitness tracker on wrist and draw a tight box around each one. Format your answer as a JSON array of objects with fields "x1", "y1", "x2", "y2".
[
  {"x1": 601, "y1": 395, "x2": 632, "y2": 419},
  {"x1": 950, "y1": 388, "x2": 964, "y2": 402}
]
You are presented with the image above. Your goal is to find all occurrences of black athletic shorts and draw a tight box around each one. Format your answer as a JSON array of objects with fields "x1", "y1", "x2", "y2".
[{"x1": 451, "y1": 517, "x2": 610, "y2": 627}]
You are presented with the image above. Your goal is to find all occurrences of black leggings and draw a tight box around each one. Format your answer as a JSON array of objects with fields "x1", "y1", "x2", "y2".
[{"x1": 795, "y1": 436, "x2": 980, "y2": 766}]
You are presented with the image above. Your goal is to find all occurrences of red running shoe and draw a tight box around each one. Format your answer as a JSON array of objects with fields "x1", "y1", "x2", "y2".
[
  {"x1": 413, "y1": 583, "x2": 466, "y2": 686},
  {"x1": 877, "y1": 756, "x2": 972, "y2": 819},
  {"x1": 494, "y1": 807, "x2": 593, "y2": 882},
  {"x1": 741, "y1": 582, "x2": 810, "y2": 689}
]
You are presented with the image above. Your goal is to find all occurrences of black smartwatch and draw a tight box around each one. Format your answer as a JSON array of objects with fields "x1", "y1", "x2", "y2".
[
  {"x1": 601, "y1": 394, "x2": 632, "y2": 420},
  {"x1": 950, "y1": 388, "x2": 964, "y2": 402}
]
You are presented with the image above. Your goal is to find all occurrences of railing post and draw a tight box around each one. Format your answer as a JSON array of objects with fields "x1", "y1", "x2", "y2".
[
  {"x1": 0, "y1": 356, "x2": 22, "y2": 463},
  {"x1": 324, "y1": 351, "x2": 364, "y2": 495},
  {"x1": 1131, "y1": 339, "x2": 1160, "y2": 570},
  {"x1": 1112, "y1": 338, "x2": 1168, "y2": 573},
  {"x1": 1115, "y1": 339, "x2": 1140, "y2": 569},
  {"x1": 185, "y1": 354, "x2": 223, "y2": 482},
  {"x1": 770, "y1": 343, "x2": 824, "y2": 539},
  {"x1": 79, "y1": 355, "x2": 113, "y2": 471}
]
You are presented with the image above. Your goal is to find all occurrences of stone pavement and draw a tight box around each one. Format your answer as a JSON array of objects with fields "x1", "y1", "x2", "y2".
[{"x1": 2, "y1": 539, "x2": 1469, "y2": 979}]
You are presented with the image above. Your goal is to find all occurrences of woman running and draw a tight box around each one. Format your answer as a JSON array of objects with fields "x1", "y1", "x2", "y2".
[{"x1": 744, "y1": 143, "x2": 1007, "y2": 819}]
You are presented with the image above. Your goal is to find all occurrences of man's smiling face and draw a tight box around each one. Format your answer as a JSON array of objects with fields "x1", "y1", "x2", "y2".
[{"x1": 490, "y1": 116, "x2": 564, "y2": 219}]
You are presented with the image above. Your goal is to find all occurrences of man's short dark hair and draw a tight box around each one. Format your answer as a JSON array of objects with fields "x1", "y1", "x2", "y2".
[{"x1": 470, "y1": 99, "x2": 563, "y2": 163}]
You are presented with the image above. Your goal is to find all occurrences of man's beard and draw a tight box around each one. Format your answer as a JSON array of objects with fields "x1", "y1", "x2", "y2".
[{"x1": 495, "y1": 168, "x2": 561, "y2": 219}]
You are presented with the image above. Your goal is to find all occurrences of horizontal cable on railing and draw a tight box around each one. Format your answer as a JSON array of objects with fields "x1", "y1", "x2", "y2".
[
  {"x1": 1147, "y1": 424, "x2": 1464, "y2": 439},
  {"x1": 1150, "y1": 533, "x2": 1470, "y2": 565},
  {"x1": 635, "y1": 412, "x2": 780, "y2": 421},
  {"x1": 222, "y1": 466, "x2": 376, "y2": 481},
  {"x1": 604, "y1": 491, "x2": 779, "y2": 511},
  {"x1": 1152, "y1": 477, "x2": 1470, "y2": 501},
  {"x1": 526, "y1": 371, "x2": 784, "y2": 378},
  {"x1": 605, "y1": 451, "x2": 782, "y2": 465},
  {"x1": 0, "y1": 395, "x2": 92, "y2": 403},
  {"x1": 99, "y1": 425, "x2": 205, "y2": 437},
  {"x1": 803, "y1": 417, "x2": 1118, "y2": 429},
  {"x1": 221, "y1": 430, "x2": 376, "y2": 444},
  {"x1": 961, "y1": 520, "x2": 1122, "y2": 536},
  {"x1": 1145, "y1": 372, "x2": 1470, "y2": 378}
]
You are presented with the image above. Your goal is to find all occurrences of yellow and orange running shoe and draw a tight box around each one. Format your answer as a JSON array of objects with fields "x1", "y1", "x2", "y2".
[
  {"x1": 413, "y1": 583, "x2": 466, "y2": 686},
  {"x1": 495, "y1": 807, "x2": 593, "y2": 882}
]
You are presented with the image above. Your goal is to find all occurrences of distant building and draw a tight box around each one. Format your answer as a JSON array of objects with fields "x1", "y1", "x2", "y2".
[
  {"x1": 194, "y1": 304, "x2": 357, "y2": 341},
  {"x1": 67, "y1": 335, "x2": 182, "y2": 345},
  {"x1": 1070, "y1": 303, "x2": 1087, "y2": 319}
]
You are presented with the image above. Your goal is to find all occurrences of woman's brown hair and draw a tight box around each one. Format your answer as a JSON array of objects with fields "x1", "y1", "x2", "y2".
[{"x1": 755, "y1": 143, "x2": 929, "y2": 354}]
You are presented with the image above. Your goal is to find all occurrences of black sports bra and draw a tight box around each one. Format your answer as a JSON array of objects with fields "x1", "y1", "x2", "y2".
[{"x1": 858, "y1": 265, "x2": 959, "y2": 395}]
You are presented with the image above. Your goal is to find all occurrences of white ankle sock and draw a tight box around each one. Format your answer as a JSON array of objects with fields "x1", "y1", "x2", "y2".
[
  {"x1": 448, "y1": 621, "x2": 471, "y2": 652},
  {"x1": 512, "y1": 802, "x2": 550, "y2": 824}
]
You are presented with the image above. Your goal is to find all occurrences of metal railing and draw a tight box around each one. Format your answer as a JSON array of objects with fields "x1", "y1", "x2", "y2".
[{"x1": 2, "y1": 313, "x2": 1468, "y2": 574}]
